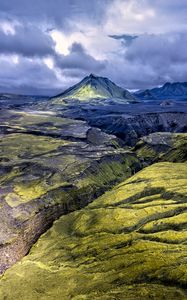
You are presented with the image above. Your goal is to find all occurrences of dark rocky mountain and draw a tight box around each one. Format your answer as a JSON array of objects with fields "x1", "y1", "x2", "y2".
[
  {"x1": 135, "y1": 82, "x2": 187, "y2": 101},
  {"x1": 50, "y1": 73, "x2": 137, "y2": 102}
]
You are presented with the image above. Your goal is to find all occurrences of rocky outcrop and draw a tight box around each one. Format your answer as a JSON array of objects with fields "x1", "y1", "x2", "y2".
[{"x1": 134, "y1": 132, "x2": 187, "y2": 164}]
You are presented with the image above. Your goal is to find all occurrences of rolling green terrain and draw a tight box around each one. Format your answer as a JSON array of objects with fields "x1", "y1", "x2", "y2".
[
  {"x1": 0, "y1": 106, "x2": 186, "y2": 299},
  {"x1": 0, "y1": 162, "x2": 187, "y2": 299},
  {"x1": 0, "y1": 109, "x2": 141, "y2": 274}
]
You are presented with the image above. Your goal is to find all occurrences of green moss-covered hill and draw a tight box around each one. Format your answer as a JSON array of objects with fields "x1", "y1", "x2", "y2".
[
  {"x1": 1, "y1": 161, "x2": 187, "y2": 299},
  {"x1": 50, "y1": 74, "x2": 137, "y2": 102}
]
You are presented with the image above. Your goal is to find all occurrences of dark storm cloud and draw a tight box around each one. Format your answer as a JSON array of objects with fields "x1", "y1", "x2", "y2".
[
  {"x1": 0, "y1": 25, "x2": 55, "y2": 57},
  {"x1": 125, "y1": 32, "x2": 187, "y2": 65},
  {"x1": 103, "y1": 31, "x2": 187, "y2": 90},
  {"x1": 55, "y1": 42, "x2": 106, "y2": 72},
  {"x1": 0, "y1": 57, "x2": 60, "y2": 95},
  {"x1": 0, "y1": 0, "x2": 110, "y2": 29},
  {"x1": 124, "y1": 31, "x2": 187, "y2": 87},
  {"x1": 62, "y1": 69, "x2": 88, "y2": 79},
  {"x1": 0, "y1": 0, "x2": 187, "y2": 93}
]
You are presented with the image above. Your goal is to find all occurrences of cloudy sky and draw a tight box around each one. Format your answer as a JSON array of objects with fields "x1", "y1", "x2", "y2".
[{"x1": 0, "y1": 0, "x2": 187, "y2": 95}]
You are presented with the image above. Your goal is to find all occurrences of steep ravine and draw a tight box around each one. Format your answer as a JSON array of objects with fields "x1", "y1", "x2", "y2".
[
  {"x1": 0, "y1": 161, "x2": 187, "y2": 299},
  {"x1": 0, "y1": 109, "x2": 186, "y2": 280},
  {"x1": 0, "y1": 110, "x2": 141, "y2": 274}
]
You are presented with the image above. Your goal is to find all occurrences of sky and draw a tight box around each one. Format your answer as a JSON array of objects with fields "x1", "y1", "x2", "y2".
[{"x1": 0, "y1": 0, "x2": 187, "y2": 95}]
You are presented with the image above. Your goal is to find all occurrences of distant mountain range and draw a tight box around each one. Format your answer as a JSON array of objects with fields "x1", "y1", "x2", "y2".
[
  {"x1": 0, "y1": 93, "x2": 48, "y2": 108},
  {"x1": 51, "y1": 74, "x2": 137, "y2": 102},
  {"x1": 0, "y1": 93, "x2": 48, "y2": 101},
  {"x1": 135, "y1": 82, "x2": 187, "y2": 101}
]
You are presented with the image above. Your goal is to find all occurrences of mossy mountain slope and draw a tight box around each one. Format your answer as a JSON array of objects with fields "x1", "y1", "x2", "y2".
[
  {"x1": 50, "y1": 74, "x2": 137, "y2": 102},
  {"x1": 1, "y1": 162, "x2": 187, "y2": 299}
]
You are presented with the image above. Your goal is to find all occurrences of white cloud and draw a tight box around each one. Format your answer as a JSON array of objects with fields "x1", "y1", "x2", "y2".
[
  {"x1": 50, "y1": 25, "x2": 120, "y2": 61},
  {"x1": 104, "y1": 0, "x2": 156, "y2": 35}
]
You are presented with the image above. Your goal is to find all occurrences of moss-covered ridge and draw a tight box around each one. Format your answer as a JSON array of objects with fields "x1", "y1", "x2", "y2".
[{"x1": 1, "y1": 162, "x2": 187, "y2": 299}]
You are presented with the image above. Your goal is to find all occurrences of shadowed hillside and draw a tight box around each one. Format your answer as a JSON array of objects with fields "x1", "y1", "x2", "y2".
[{"x1": 135, "y1": 82, "x2": 187, "y2": 101}]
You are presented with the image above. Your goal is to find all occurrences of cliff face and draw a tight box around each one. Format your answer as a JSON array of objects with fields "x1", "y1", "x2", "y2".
[
  {"x1": 87, "y1": 112, "x2": 187, "y2": 145},
  {"x1": 63, "y1": 109, "x2": 187, "y2": 146}
]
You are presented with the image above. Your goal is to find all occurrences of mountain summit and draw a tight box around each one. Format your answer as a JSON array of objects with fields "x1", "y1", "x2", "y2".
[{"x1": 51, "y1": 74, "x2": 137, "y2": 102}]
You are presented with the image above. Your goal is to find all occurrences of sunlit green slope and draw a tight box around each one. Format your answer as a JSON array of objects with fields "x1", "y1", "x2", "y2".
[
  {"x1": 51, "y1": 74, "x2": 137, "y2": 102},
  {"x1": 1, "y1": 162, "x2": 187, "y2": 299}
]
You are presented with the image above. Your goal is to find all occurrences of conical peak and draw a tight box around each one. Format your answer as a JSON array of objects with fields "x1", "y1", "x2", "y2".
[
  {"x1": 83, "y1": 73, "x2": 101, "y2": 85},
  {"x1": 163, "y1": 82, "x2": 171, "y2": 87},
  {"x1": 88, "y1": 73, "x2": 98, "y2": 79},
  {"x1": 51, "y1": 74, "x2": 137, "y2": 101}
]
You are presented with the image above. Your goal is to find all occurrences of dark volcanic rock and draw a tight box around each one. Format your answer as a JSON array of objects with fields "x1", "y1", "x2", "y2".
[
  {"x1": 0, "y1": 91, "x2": 187, "y2": 299},
  {"x1": 87, "y1": 112, "x2": 187, "y2": 145},
  {"x1": 62, "y1": 109, "x2": 187, "y2": 146},
  {"x1": 41, "y1": 96, "x2": 187, "y2": 146}
]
